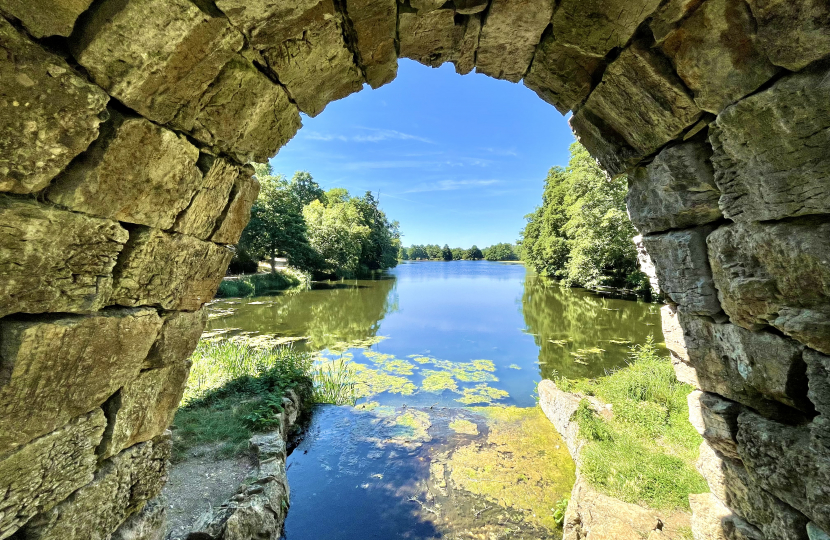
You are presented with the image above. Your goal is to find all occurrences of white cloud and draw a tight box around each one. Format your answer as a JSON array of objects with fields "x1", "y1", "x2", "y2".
[
  {"x1": 303, "y1": 127, "x2": 435, "y2": 144},
  {"x1": 404, "y1": 179, "x2": 501, "y2": 193}
]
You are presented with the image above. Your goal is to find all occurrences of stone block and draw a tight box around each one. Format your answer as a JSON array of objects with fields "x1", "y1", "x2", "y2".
[
  {"x1": 344, "y1": 0, "x2": 398, "y2": 88},
  {"x1": 399, "y1": 9, "x2": 465, "y2": 69},
  {"x1": 626, "y1": 140, "x2": 722, "y2": 235},
  {"x1": 22, "y1": 434, "x2": 172, "y2": 540},
  {"x1": 455, "y1": 0, "x2": 488, "y2": 14},
  {"x1": 736, "y1": 411, "x2": 830, "y2": 532},
  {"x1": 111, "y1": 227, "x2": 233, "y2": 312},
  {"x1": 688, "y1": 391, "x2": 742, "y2": 460},
  {"x1": 109, "y1": 498, "x2": 166, "y2": 540},
  {"x1": 808, "y1": 523, "x2": 830, "y2": 540},
  {"x1": 475, "y1": 0, "x2": 553, "y2": 83},
  {"x1": 661, "y1": 0, "x2": 780, "y2": 114},
  {"x1": 173, "y1": 156, "x2": 240, "y2": 240},
  {"x1": 748, "y1": 0, "x2": 830, "y2": 71},
  {"x1": 650, "y1": 0, "x2": 706, "y2": 44},
  {"x1": 0, "y1": 0, "x2": 94, "y2": 37},
  {"x1": 697, "y1": 441, "x2": 809, "y2": 540},
  {"x1": 640, "y1": 225, "x2": 721, "y2": 316},
  {"x1": 71, "y1": 0, "x2": 243, "y2": 126},
  {"x1": 214, "y1": 0, "x2": 319, "y2": 46},
  {"x1": 410, "y1": 0, "x2": 446, "y2": 12},
  {"x1": 211, "y1": 169, "x2": 260, "y2": 245},
  {"x1": 662, "y1": 304, "x2": 690, "y2": 364},
  {"x1": 175, "y1": 55, "x2": 302, "y2": 163},
  {"x1": 142, "y1": 309, "x2": 207, "y2": 371},
  {"x1": 709, "y1": 66, "x2": 830, "y2": 223},
  {"x1": 634, "y1": 235, "x2": 661, "y2": 296},
  {"x1": 99, "y1": 361, "x2": 191, "y2": 459},
  {"x1": 47, "y1": 113, "x2": 202, "y2": 230},
  {"x1": 806, "y1": 350, "x2": 830, "y2": 447},
  {"x1": 573, "y1": 43, "x2": 702, "y2": 163},
  {"x1": 678, "y1": 314, "x2": 812, "y2": 414},
  {"x1": 0, "y1": 308, "x2": 162, "y2": 454},
  {"x1": 569, "y1": 108, "x2": 642, "y2": 178},
  {"x1": 259, "y1": 0, "x2": 364, "y2": 117},
  {"x1": 0, "y1": 18, "x2": 108, "y2": 194},
  {"x1": 524, "y1": 38, "x2": 605, "y2": 114},
  {"x1": 689, "y1": 492, "x2": 765, "y2": 540},
  {"x1": 454, "y1": 13, "x2": 482, "y2": 76},
  {"x1": 0, "y1": 410, "x2": 106, "y2": 539},
  {"x1": 550, "y1": 0, "x2": 663, "y2": 58},
  {"x1": 0, "y1": 196, "x2": 128, "y2": 318},
  {"x1": 707, "y1": 219, "x2": 830, "y2": 356}
]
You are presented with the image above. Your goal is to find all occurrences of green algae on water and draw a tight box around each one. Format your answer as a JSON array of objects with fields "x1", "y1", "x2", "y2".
[
  {"x1": 456, "y1": 384, "x2": 510, "y2": 405},
  {"x1": 508, "y1": 364, "x2": 522, "y2": 370},
  {"x1": 421, "y1": 370, "x2": 459, "y2": 393},
  {"x1": 448, "y1": 418, "x2": 479, "y2": 435},
  {"x1": 351, "y1": 363, "x2": 416, "y2": 398}
]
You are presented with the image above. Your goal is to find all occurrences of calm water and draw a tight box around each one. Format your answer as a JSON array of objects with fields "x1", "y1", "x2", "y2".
[
  {"x1": 206, "y1": 261, "x2": 665, "y2": 408},
  {"x1": 205, "y1": 261, "x2": 665, "y2": 540}
]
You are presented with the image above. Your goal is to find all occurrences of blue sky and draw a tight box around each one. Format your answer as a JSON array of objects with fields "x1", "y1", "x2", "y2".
[{"x1": 269, "y1": 60, "x2": 576, "y2": 248}]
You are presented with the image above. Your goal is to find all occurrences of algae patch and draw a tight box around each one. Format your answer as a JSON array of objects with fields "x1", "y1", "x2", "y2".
[
  {"x1": 448, "y1": 419, "x2": 479, "y2": 436},
  {"x1": 456, "y1": 384, "x2": 510, "y2": 405},
  {"x1": 446, "y1": 407, "x2": 575, "y2": 531}
]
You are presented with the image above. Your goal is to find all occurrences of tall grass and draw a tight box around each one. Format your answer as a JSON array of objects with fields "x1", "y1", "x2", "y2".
[
  {"x1": 173, "y1": 340, "x2": 359, "y2": 462},
  {"x1": 216, "y1": 268, "x2": 311, "y2": 298},
  {"x1": 557, "y1": 336, "x2": 708, "y2": 511},
  {"x1": 312, "y1": 358, "x2": 357, "y2": 406}
]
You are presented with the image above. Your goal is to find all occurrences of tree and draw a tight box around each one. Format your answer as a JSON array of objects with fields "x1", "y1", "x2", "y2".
[
  {"x1": 398, "y1": 246, "x2": 410, "y2": 260},
  {"x1": 303, "y1": 199, "x2": 370, "y2": 277},
  {"x1": 352, "y1": 191, "x2": 400, "y2": 272},
  {"x1": 290, "y1": 171, "x2": 324, "y2": 207},
  {"x1": 441, "y1": 244, "x2": 453, "y2": 261},
  {"x1": 240, "y1": 165, "x2": 318, "y2": 273},
  {"x1": 425, "y1": 244, "x2": 442, "y2": 260},
  {"x1": 408, "y1": 245, "x2": 428, "y2": 260},
  {"x1": 482, "y1": 243, "x2": 518, "y2": 261},
  {"x1": 520, "y1": 142, "x2": 646, "y2": 290},
  {"x1": 465, "y1": 245, "x2": 483, "y2": 260},
  {"x1": 451, "y1": 247, "x2": 465, "y2": 260}
]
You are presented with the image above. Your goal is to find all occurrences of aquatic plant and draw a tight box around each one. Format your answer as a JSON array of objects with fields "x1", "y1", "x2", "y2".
[
  {"x1": 421, "y1": 370, "x2": 460, "y2": 393},
  {"x1": 313, "y1": 358, "x2": 357, "y2": 406},
  {"x1": 448, "y1": 418, "x2": 479, "y2": 435},
  {"x1": 552, "y1": 496, "x2": 569, "y2": 527}
]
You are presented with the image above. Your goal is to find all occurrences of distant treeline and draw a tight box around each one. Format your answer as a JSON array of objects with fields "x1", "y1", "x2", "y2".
[
  {"x1": 520, "y1": 142, "x2": 647, "y2": 292},
  {"x1": 398, "y1": 243, "x2": 519, "y2": 262}
]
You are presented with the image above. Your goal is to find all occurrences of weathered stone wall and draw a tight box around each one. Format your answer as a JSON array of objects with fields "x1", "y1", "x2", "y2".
[{"x1": 0, "y1": 0, "x2": 828, "y2": 538}]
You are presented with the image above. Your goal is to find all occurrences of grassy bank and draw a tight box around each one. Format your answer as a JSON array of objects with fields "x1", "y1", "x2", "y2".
[
  {"x1": 172, "y1": 340, "x2": 314, "y2": 462},
  {"x1": 555, "y1": 337, "x2": 707, "y2": 511},
  {"x1": 172, "y1": 339, "x2": 360, "y2": 462},
  {"x1": 216, "y1": 267, "x2": 311, "y2": 298}
]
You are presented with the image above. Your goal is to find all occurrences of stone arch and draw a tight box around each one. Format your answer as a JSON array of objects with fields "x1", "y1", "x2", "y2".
[{"x1": 1, "y1": 0, "x2": 829, "y2": 538}]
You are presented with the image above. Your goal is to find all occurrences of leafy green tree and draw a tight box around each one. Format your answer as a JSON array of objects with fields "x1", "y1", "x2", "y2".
[
  {"x1": 398, "y1": 246, "x2": 410, "y2": 260},
  {"x1": 441, "y1": 244, "x2": 453, "y2": 261},
  {"x1": 240, "y1": 165, "x2": 318, "y2": 273},
  {"x1": 352, "y1": 191, "x2": 401, "y2": 272},
  {"x1": 408, "y1": 245, "x2": 428, "y2": 260},
  {"x1": 290, "y1": 171, "x2": 325, "y2": 207},
  {"x1": 482, "y1": 243, "x2": 518, "y2": 261},
  {"x1": 520, "y1": 142, "x2": 646, "y2": 290},
  {"x1": 451, "y1": 247, "x2": 465, "y2": 260},
  {"x1": 425, "y1": 244, "x2": 442, "y2": 260},
  {"x1": 303, "y1": 199, "x2": 370, "y2": 277},
  {"x1": 465, "y1": 245, "x2": 483, "y2": 260}
]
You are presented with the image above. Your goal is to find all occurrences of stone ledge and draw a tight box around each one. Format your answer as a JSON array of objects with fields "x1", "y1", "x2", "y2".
[{"x1": 187, "y1": 390, "x2": 302, "y2": 540}]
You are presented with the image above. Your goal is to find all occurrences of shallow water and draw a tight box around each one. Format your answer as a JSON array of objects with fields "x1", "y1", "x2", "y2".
[
  {"x1": 203, "y1": 262, "x2": 665, "y2": 539},
  {"x1": 206, "y1": 261, "x2": 666, "y2": 408}
]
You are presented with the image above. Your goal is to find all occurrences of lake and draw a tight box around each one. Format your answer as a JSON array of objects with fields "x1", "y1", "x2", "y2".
[
  {"x1": 205, "y1": 260, "x2": 666, "y2": 409},
  {"x1": 203, "y1": 261, "x2": 666, "y2": 539}
]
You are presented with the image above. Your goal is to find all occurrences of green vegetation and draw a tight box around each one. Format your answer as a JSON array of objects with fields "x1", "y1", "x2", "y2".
[
  {"x1": 215, "y1": 267, "x2": 310, "y2": 298},
  {"x1": 520, "y1": 142, "x2": 648, "y2": 291},
  {"x1": 400, "y1": 243, "x2": 517, "y2": 261},
  {"x1": 555, "y1": 337, "x2": 707, "y2": 510},
  {"x1": 237, "y1": 164, "x2": 400, "y2": 278},
  {"x1": 173, "y1": 340, "x2": 314, "y2": 461}
]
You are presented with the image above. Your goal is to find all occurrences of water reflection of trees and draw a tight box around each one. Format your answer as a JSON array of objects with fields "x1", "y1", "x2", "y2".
[
  {"x1": 521, "y1": 274, "x2": 665, "y2": 380},
  {"x1": 208, "y1": 276, "x2": 398, "y2": 351}
]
